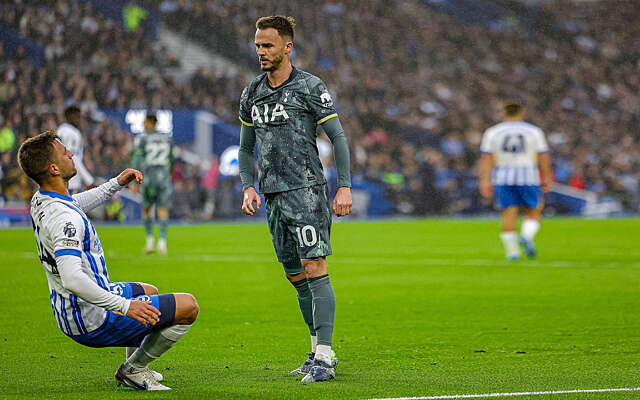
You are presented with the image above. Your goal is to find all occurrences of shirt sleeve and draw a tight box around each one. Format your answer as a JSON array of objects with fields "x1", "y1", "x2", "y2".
[
  {"x1": 321, "y1": 117, "x2": 351, "y2": 188},
  {"x1": 306, "y1": 78, "x2": 339, "y2": 125},
  {"x1": 56, "y1": 254, "x2": 130, "y2": 314},
  {"x1": 50, "y1": 210, "x2": 85, "y2": 259},
  {"x1": 480, "y1": 129, "x2": 493, "y2": 154},
  {"x1": 72, "y1": 178, "x2": 123, "y2": 212},
  {"x1": 238, "y1": 87, "x2": 254, "y2": 127},
  {"x1": 238, "y1": 124, "x2": 257, "y2": 191},
  {"x1": 536, "y1": 128, "x2": 549, "y2": 153}
]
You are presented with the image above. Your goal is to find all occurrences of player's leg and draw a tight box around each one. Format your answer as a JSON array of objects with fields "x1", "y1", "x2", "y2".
[
  {"x1": 156, "y1": 180, "x2": 172, "y2": 255},
  {"x1": 499, "y1": 207, "x2": 520, "y2": 260},
  {"x1": 494, "y1": 185, "x2": 521, "y2": 261},
  {"x1": 142, "y1": 184, "x2": 159, "y2": 253},
  {"x1": 156, "y1": 208, "x2": 169, "y2": 254},
  {"x1": 118, "y1": 293, "x2": 199, "y2": 390},
  {"x1": 125, "y1": 283, "x2": 160, "y2": 368},
  {"x1": 518, "y1": 186, "x2": 543, "y2": 258},
  {"x1": 266, "y1": 192, "x2": 318, "y2": 374},
  {"x1": 289, "y1": 185, "x2": 336, "y2": 382}
]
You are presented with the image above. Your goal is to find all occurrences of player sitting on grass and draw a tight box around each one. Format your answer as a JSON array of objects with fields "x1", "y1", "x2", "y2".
[{"x1": 18, "y1": 131, "x2": 199, "y2": 391}]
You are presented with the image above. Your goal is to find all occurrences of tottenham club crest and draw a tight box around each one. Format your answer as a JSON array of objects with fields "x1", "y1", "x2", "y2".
[{"x1": 63, "y1": 222, "x2": 76, "y2": 238}]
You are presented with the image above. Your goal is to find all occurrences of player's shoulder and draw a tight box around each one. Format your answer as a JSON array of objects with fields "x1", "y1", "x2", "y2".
[
  {"x1": 242, "y1": 73, "x2": 268, "y2": 98},
  {"x1": 293, "y1": 69, "x2": 327, "y2": 93},
  {"x1": 31, "y1": 192, "x2": 85, "y2": 230},
  {"x1": 57, "y1": 122, "x2": 79, "y2": 135}
]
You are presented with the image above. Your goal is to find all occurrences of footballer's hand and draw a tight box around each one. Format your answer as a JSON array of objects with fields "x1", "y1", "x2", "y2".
[
  {"x1": 126, "y1": 300, "x2": 161, "y2": 326},
  {"x1": 479, "y1": 180, "x2": 493, "y2": 199},
  {"x1": 333, "y1": 187, "x2": 352, "y2": 217},
  {"x1": 242, "y1": 187, "x2": 261, "y2": 216},
  {"x1": 117, "y1": 168, "x2": 143, "y2": 186}
]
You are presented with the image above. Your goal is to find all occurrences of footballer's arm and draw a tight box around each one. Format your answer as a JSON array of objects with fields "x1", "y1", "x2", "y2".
[
  {"x1": 238, "y1": 123, "x2": 261, "y2": 215},
  {"x1": 320, "y1": 117, "x2": 352, "y2": 216},
  {"x1": 479, "y1": 153, "x2": 494, "y2": 199},
  {"x1": 73, "y1": 169, "x2": 143, "y2": 212}
]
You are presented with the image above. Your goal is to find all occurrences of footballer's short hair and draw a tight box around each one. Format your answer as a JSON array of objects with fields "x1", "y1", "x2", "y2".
[
  {"x1": 64, "y1": 105, "x2": 80, "y2": 120},
  {"x1": 256, "y1": 15, "x2": 295, "y2": 41},
  {"x1": 145, "y1": 112, "x2": 158, "y2": 125},
  {"x1": 502, "y1": 100, "x2": 525, "y2": 118},
  {"x1": 18, "y1": 130, "x2": 58, "y2": 185}
]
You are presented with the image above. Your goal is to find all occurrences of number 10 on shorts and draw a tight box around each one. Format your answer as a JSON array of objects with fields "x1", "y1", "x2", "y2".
[{"x1": 296, "y1": 225, "x2": 318, "y2": 247}]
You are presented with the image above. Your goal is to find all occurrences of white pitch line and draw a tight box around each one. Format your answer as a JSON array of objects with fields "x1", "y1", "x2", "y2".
[{"x1": 364, "y1": 387, "x2": 640, "y2": 400}]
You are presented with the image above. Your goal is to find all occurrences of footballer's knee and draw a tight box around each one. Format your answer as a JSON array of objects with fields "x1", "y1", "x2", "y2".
[
  {"x1": 286, "y1": 272, "x2": 306, "y2": 282},
  {"x1": 173, "y1": 293, "x2": 199, "y2": 325},
  {"x1": 139, "y1": 283, "x2": 159, "y2": 295},
  {"x1": 301, "y1": 258, "x2": 328, "y2": 278}
]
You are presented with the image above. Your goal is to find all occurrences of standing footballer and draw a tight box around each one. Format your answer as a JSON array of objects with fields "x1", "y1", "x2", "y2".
[{"x1": 238, "y1": 16, "x2": 352, "y2": 383}]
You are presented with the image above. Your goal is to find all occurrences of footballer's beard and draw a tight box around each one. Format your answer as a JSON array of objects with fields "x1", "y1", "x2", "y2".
[
  {"x1": 260, "y1": 53, "x2": 284, "y2": 71},
  {"x1": 63, "y1": 167, "x2": 77, "y2": 181}
]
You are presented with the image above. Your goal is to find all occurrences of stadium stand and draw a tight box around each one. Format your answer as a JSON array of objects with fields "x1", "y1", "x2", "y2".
[{"x1": 1, "y1": 0, "x2": 639, "y2": 219}]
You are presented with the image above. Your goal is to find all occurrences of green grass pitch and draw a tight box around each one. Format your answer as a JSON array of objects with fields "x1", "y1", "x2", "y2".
[{"x1": 1, "y1": 218, "x2": 640, "y2": 399}]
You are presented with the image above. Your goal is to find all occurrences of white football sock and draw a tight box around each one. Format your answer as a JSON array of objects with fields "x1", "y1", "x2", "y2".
[
  {"x1": 521, "y1": 219, "x2": 540, "y2": 241},
  {"x1": 125, "y1": 324, "x2": 191, "y2": 372},
  {"x1": 126, "y1": 346, "x2": 136, "y2": 359},
  {"x1": 499, "y1": 231, "x2": 520, "y2": 258},
  {"x1": 315, "y1": 344, "x2": 332, "y2": 364},
  {"x1": 311, "y1": 335, "x2": 317, "y2": 354}
]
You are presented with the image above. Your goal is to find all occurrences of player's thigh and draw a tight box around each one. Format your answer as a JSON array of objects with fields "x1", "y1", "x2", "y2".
[
  {"x1": 494, "y1": 185, "x2": 518, "y2": 210},
  {"x1": 109, "y1": 282, "x2": 148, "y2": 299},
  {"x1": 265, "y1": 193, "x2": 305, "y2": 275},
  {"x1": 142, "y1": 184, "x2": 158, "y2": 209},
  {"x1": 70, "y1": 293, "x2": 177, "y2": 348},
  {"x1": 156, "y1": 181, "x2": 173, "y2": 210},
  {"x1": 281, "y1": 185, "x2": 333, "y2": 261},
  {"x1": 516, "y1": 185, "x2": 542, "y2": 210}
]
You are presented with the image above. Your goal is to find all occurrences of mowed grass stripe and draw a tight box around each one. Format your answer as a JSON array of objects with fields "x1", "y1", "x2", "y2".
[{"x1": 1, "y1": 218, "x2": 639, "y2": 399}]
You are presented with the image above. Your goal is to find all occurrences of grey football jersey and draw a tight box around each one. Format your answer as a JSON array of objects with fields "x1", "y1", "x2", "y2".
[{"x1": 239, "y1": 68, "x2": 338, "y2": 194}]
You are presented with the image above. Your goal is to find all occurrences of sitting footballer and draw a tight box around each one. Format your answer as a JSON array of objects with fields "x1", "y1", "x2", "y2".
[{"x1": 18, "y1": 131, "x2": 199, "y2": 391}]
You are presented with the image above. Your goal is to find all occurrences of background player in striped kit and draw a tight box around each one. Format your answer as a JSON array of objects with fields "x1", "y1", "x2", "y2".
[
  {"x1": 56, "y1": 106, "x2": 94, "y2": 194},
  {"x1": 18, "y1": 131, "x2": 198, "y2": 391},
  {"x1": 479, "y1": 101, "x2": 553, "y2": 260}
]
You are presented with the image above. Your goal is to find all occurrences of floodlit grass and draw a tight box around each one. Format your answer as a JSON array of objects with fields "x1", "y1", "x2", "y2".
[{"x1": 1, "y1": 218, "x2": 639, "y2": 399}]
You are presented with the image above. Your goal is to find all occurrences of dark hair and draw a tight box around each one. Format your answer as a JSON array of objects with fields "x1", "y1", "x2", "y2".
[
  {"x1": 64, "y1": 105, "x2": 81, "y2": 120},
  {"x1": 145, "y1": 113, "x2": 157, "y2": 125},
  {"x1": 256, "y1": 15, "x2": 295, "y2": 41},
  {"x1": 18, "y1": 131, "x2": 58, "y2": 185},
  {"x1": 502, "y1": 100, "x2": 524, "y2": 117}
]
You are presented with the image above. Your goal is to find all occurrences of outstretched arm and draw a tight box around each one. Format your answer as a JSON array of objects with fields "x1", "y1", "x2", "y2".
[{"x1": 73, "y1": 169, "x2": 143, "y2": 211}]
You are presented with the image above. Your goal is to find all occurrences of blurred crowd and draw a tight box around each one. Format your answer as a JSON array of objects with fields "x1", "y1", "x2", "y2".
[
  {"x1": 1, "y1": 0, "x2": 640, "y2": 218},
  {"x1": 162, "y1": 0, "x2": 640, "y2": 213}
]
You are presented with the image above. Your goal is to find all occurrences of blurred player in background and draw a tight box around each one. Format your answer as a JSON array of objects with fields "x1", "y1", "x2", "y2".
[
  {"x1": 57, "y1": 106, "x2": 94, "y2": 194},
  {"x1": 238, "y1": 16, "x2": 352, "y2": 383},
  {"x1": 479, "y1": 101, "x2": 553, "y2": 260},
  {"x1": 131, "y1": 113, "x2": 173, "y2": 254},
  {"x1": 18, "y1": 131, "x2": 198, "y2": 391}
]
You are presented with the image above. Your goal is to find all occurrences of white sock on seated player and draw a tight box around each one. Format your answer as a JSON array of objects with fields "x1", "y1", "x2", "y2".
[{"x1": 125, "y1": 325, "x2": 191, "y2": 372}]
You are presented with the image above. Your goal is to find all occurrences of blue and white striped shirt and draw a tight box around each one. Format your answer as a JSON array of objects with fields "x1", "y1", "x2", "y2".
[
  {"x1": 480, "y1": 121, "x2": 549, "y2": 186},
  {"x1": 29, "y1": 179, "x2": 129, "y2": 336}
]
